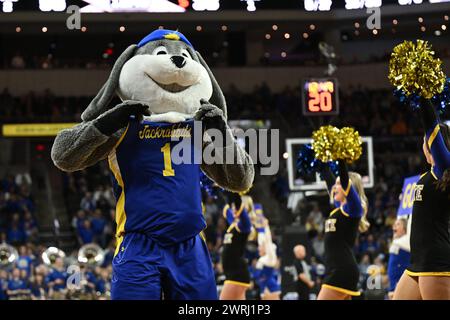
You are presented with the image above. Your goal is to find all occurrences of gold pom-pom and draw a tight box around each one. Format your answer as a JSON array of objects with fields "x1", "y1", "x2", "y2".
[
  {"x1": 312, "y1": 126, "x2": 362, "y2": 164},
  {"x1": 389, "y1": 39, "x2": 445, "y2": 99},
  {"x1": 334, "y1": 127, "x2": 363, "y2": 164},
  {"x1": 312, "y1": 125, "x2": 340, "y2": 162}
]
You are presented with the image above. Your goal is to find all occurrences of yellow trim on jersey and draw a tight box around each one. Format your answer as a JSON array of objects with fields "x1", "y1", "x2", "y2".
[
  {"x1": 419, "y1": 172, "x2": 428, "y2": 179},
  {"x1": 227, "y1": 221, "x2": 237, "y2": 233},
  {"x1": 109, "y1": 126, "x2": 129, "y2": 248},
  {"x1": 226, "y1": 221, "x2": 242, "y2": 233},
  {"x1": 427, "y1": 124, "x2": 440, "y2": 150},
  {"x1": 339, "y1": 206, "x2": 350, "y2": 217},
  {"x1": 109, "y1": 153, "x2": 127, "y2": 237},
  {"x1": 343, "y1": 179, "x2": 352, "y2": 197},
  {"x1": 224, "y1": 280, "x2": 251, "y2": 288},
  {"x1": 223, "y1": 205, "x2": 230, "y2": 219},
  {"x1": 114, "y1": 235, "x2": 124, "y2": 257},
  {"x1": 329, "y1": 208, "x2": 340, "y2": 217},
  {"x1": 114, "y1": 124, "x2": 130, "y2": 149},
  {"x1": 235, "y1": 204, "x2": 244, "y2": 217},
  {"x1": 322, "y1": 284, "x2": 361, "y2": 296},
  {"x1": 406, "y1": 270, "x2": 450, "y2": 277},
  {"x1": 430, "y1": 168, "x2": 438, "y2": 180},
  {"x1": 199, "y1": 231, "x2": 207, "y2": 242}
]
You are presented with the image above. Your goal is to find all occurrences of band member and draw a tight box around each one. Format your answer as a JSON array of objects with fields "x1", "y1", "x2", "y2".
[
  {"x1": 317, "y1": 161, "x2": 370, "y2": 300},
  {"x1": 394, "y1": 100, "x2": 450, "y2": 300}
]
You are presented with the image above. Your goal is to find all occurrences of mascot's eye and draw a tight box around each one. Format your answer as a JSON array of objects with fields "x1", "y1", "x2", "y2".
[
  {"x1": 181, "y1": 49, "x2": 191, "y2": 59},
  {"x1": 152, "y1": 46, "x2": 168, "y2": 55}
]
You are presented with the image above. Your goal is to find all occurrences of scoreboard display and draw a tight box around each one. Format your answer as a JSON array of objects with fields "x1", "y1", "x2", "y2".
[{"x1": 301, "y1": 78, "x2": 339, "y2": 116}]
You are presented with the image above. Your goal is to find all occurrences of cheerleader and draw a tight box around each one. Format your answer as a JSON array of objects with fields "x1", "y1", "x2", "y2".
[
  {"x1": 253, "y1": 218, "x2": 281, "y2": 300},
  {"x1": 220, "y1": 193, "x2": 254, "y2": 300},
  {"x1": 387, "y1": 218, "x2": 411, "y2": 299},
  {"x1": 393, "y1": 99, "x2": 450, "y2": 300},
  {"x1": 317, "y1": 161, "x2": 370, "y2": 300}
]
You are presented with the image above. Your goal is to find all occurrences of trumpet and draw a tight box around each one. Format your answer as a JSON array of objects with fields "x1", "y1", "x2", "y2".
[
  {"x1": 78, "y1": 243, "x2": 105, "y2": 267},
  {"x1": 42, "y1": 247, "x2": 66, "y2": 266},
  {"x1": 0, "y1": 243, "x2": 19, "y2": 267}
]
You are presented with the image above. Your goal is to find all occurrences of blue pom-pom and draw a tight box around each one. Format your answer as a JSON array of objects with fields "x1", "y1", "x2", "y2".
[
  {"x1": 434, "y1": 77, "x2": 450, "y2": 113},
  {"x1": 394, "y1": 89, "x2": 421, "y2": 110},
  {"x1": 297, "y1": 144, "x2": 341, "y2": 178},
  {"x1": 394, "y1": 77, "x2": 450, "y2": 112},
  {"x1": 296, "y1": 144, "x2": 320, "y2": 176},
  {"x1": 328, "y1": 160, "x2": 339, "y2": 176}
]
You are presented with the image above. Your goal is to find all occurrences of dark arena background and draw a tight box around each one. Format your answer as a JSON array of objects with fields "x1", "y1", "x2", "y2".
[{"x1": 0, "y1": 0, "x2": 450, "y2": 306}]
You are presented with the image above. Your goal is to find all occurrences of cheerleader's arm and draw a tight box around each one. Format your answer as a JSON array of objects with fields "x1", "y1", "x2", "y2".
[
  {"x1": 420, "y1": 99, "x2": 450, "y2": 177},
  {"x1": 339, "y1": 161, "x2": 363, "y2": 218},
  {"x1": 237, "y1": 208, "x2": 252, "y2": 234}
]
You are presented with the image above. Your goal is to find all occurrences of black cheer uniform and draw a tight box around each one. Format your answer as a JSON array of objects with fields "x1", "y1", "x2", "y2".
[
  {"x1": 406, "y1": 101, "x2": 450, "y2": 277},
  {"x1": 221, "y1": 205, "x2": 252, "y2": 286},
  {"x1": 321, "y1": 162, "x2": 363, "y2": 296},
  {"x1": 406, "y1": 170, "x2": 450, "y2": 276}
]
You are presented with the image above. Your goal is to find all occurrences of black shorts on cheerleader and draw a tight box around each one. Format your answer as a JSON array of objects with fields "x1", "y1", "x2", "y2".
[
  {"x1": 322, "y1": 264, "x2": 361, "y2": 296},
  {"x1": 223, "y1": 257, "x2": 251, "y2": 287}
]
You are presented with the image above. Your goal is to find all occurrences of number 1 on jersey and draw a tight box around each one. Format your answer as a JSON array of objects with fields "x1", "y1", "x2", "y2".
[{"x1": 161, "y1": 143, "x2": 175, "y2": 177}]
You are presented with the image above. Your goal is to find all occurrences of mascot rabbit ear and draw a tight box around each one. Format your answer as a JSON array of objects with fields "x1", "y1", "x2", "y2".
[
  {"x1": 81, "y1": 44, "x2": 137, "y2": 121},
  {"x1": 196, "y1": 51, "x2": 227, "y2": 120}
]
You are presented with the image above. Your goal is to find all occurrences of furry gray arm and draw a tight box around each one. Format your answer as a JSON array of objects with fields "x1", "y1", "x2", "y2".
[
  {"x1": 51, "y1": 121, "x2": 123, "y2": 172},
  {"x1": 201, "y1": 129, "x2": 255, "y2": 193}
]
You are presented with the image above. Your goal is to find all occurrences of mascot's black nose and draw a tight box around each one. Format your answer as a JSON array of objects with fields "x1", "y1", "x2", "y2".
[{"x1": 171, "y1": 56, "x2": 186, "y2": 69}]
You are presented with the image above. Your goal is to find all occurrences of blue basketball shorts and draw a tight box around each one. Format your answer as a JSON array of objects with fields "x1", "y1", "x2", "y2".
[{"x1": 111, "y1": 232, "x2": 217, "y2": 300}]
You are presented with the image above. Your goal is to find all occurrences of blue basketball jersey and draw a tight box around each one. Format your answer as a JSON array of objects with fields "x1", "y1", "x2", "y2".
[{"x1": 108, "y1": 118, "x2": 205, "y2": 246}]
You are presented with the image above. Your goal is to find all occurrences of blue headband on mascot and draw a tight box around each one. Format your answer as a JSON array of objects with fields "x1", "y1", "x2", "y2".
[{"x1": 137, "y1": 29, "x2": 194, "y2": 49}]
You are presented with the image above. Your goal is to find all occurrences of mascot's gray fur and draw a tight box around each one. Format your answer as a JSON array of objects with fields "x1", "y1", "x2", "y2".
[{"x1": 51, "y1": 30, "x2": 254, "y2": 193}]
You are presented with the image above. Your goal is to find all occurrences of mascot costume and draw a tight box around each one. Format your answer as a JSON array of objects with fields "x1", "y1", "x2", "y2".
[{"x1": 51, "y1": 29, "x2": 254, "y2": 300}]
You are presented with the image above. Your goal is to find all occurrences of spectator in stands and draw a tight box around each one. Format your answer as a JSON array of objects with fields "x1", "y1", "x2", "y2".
[
  {"x1": 101, "y1": 240, "x2": 116, "y2": 268},
  {"x1": 360, "y1": 234, "x2": 380, "y2": 256},
  {"x1": 358, "y1": 253, "x2": 372, "y2": 276},
  {"x1": 204, "y1": 196, "x2": 219, "y2": 220},
  {"x1": 7, "y1": 268, "x2": 30, "y2": 300},
  {"x1": 307, "y1": 203, "x2": 324, "y2": 233},
  {"x1": 7, "y1": 220, "x2": 26, "y2": 245},
  {"x1": 16, "y1": 245, "x2": 34, "y2": 277},
  {"x1": 72, "y1": 210, "x2": 86, "y2": 232},
  {"x1": 15, "y1": 172, "x2": 32, "y2": 187},
  {"x1": 96, "y1": 268, "x2": 110, "y2": 297},
  {"x1": 0, "y1": 270, "x2": 8, "y2": 300},
  {"x1": 30, "y1": 274, "x2": 47, "y2": 300},
  {"x1": 23, "y1": 211, "x2": 38, "y2": 242},
  {"x1": 384, "y1": 207, "x2": 397, "y2": 228},
  {"x1": 312, "y1": 232, "x2": 325, "y2": 258},
  {"x1": 91, "y1": 209, "x2": 106, "y2": 247},
  {"x1": 80, "y1": 192, "x2": 96, "y2": 212},
  {"x1": 78, "y1": 220, "x2": 94, "y2": 245}
]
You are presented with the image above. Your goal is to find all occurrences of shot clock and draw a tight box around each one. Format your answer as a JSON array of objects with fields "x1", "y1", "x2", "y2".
[{"x1": 302, "y1": 78, "x2": 339, "y2": 116}]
